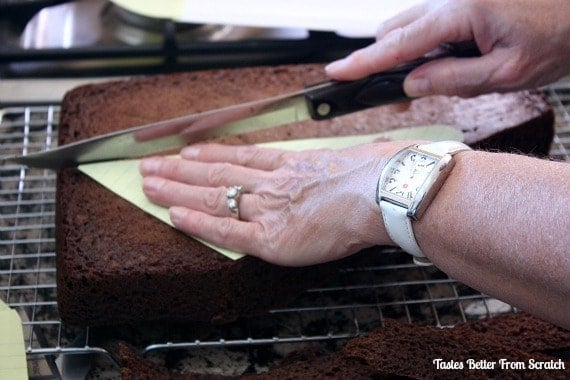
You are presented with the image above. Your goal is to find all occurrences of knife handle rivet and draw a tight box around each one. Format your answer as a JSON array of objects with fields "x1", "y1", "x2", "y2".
[{"x1": 316, "y1": 102, "x2": 331, "y2": 117}]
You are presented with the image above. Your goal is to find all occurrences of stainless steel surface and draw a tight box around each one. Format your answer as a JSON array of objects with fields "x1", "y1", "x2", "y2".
[
  {"x1": 20, "y1": 0, "x2": 308, "y2": 49},
  {"x1": 0, "y1": 82, "x2": 569, "y2": 378},
  {"x1": 4, "y1": 90, "x2": 310, "y2": 169},
  {"x1": 3, "y1": 0, "x2": 314, "y2": 78}
]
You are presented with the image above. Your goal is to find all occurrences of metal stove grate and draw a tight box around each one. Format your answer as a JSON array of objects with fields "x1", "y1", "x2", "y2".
[{"x1": 1, "y1": 83, "x2": 569, "y2": 378}]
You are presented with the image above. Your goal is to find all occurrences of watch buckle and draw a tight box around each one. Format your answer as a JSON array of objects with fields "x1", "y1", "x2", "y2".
[{"x1": 413, "y1": 256, "x2": 433, "y2": 266}]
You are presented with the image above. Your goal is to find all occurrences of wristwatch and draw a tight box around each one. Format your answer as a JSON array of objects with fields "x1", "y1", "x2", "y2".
[{"x1": 376, "y1": 141, "x2": 471, "y2": 265}]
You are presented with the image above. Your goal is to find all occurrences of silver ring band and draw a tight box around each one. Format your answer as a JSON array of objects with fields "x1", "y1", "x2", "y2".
[{"x1": 226, "y1": 185, "x2": 243, "y2": 219}]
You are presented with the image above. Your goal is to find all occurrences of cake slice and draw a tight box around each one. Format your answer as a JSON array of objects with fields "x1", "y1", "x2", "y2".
[
  {"x1": 117, "y1": 313, "x2": 569, "y2": 379},
  {"x1": 246, "y1": 313, "x2": 569, "y2": 379},
  {"x1": 56, "y1": 64, "x2": 555, "y2": 327},
  {"x1": 451, "y1": 312, "x2": 570, "y2": 354}
]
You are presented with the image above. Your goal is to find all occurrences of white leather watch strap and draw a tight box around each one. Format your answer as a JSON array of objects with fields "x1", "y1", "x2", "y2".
[
  {"x1": 380, "y1": 200, "x2": 431, "y2": 265},
  {"x1": 418, "y1": 141, "x2": 471, "y2": 156}
]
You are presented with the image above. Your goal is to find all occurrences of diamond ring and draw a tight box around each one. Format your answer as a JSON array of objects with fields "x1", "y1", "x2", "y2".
[{"x1": 226, "y1": 185, "x2": 243, "y2": 219}]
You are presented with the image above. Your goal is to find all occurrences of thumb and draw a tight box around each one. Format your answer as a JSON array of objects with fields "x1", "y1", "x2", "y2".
[{"x1": 403, "y1": 51, "x2": 515, "y2": 98}]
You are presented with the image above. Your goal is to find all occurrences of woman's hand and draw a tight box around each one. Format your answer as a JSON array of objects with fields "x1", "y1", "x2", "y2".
[
  {"x1": 326, "y1": 0, "x2": 570, "y2": 98},
  {"x1": 139, "y1": 142, "x2": 409, "y2": 266}
]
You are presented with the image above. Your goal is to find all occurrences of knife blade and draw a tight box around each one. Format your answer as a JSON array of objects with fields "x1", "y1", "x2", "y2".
[{"x1": 4, "y1": 44, "x2": 480, "y2": 170}]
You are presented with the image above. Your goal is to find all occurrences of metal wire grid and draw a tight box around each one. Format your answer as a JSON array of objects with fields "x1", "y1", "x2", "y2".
[
  {"x1": 0, "y1": 84, "x2": 569, "y2": 376},
  {"x1": 545, "y1": 82, "x2": 570, "y2": 160}
]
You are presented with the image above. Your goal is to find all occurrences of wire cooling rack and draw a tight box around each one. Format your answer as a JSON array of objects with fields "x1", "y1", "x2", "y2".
[{"x1": 1, "y1": 82, "x2": 569, "y2": 378}]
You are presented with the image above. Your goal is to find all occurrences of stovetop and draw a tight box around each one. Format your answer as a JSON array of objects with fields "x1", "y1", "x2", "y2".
[{"x1": 0, "y1": 0, "x2": 373, "y2": 78}]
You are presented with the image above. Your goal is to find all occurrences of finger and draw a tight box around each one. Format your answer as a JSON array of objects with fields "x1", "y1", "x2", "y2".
[
  {"x1": 181, "y1": 144, "x2": 288, "y2": 171},
  {"x1": 326, "y1": 5, "x2": 473, "y2": 81},
  {"x1": 327, "y1": 2, "x2": 429, "y2": 79},
  {"x1": 139, "y1": 156, "x2": 268, "y2": 189},
  {"x1": 143, "y1": 177, "x2": 261, "y2": 220},
  {"x1": 169, "y1": 207, "x2": 266, "y2": 258},
  {"x1": 404, "y1": 50, "x2": 514, "y2": 97},
  {"x1": 375, "y1": 2, "x2": 429, "y2": 40}
]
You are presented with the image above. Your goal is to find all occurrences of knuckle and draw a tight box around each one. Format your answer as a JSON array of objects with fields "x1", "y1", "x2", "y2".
[
  {"x1": 492, "y1": 57, "x2": 526, "y2": 89},
  {"x1": 273, "y1": 150, "x2": 289, "y2": 167},
  {"x1": 426, "y1": 66, "x2": 471, "y2": 97},
  {"x1": 351, "y1": 47, "x2": 388, "y2": 75},
  {"x1": 437, "y1": 73, "x2": 463, "y2": 96},
  {"x1": 165, "y1": 158, "x2": 185, "y2": 177},
  {"x1": 203, "y1": 187, "x2": 226, "y2": 213},
  {"x1": 207, "y1": 163, "x2": 232, "y2": 186},
  {"x1": 383, "y1": 27, "x2": 403, "y2": 48},
  {"x1": 282, "y1": 154, "x2": 321, "y2": 173},
  {"x1": 382, "y1": 27, "x2": 410, "y2": 61},
  {"x1": 280, "y1": 155, "x2": 300, "y2": 170},
  {"x1": 235, "y1": 145, "x2": 259, "y2": 166},
  {"x1": 396, "y1": 27, "x2": 410, "y2": 47},
  {"x1": 251, "y1": 195, "x2": 268, "y2": 216},
  {"x1": 214, "y1": 217, "x2": 234, "y2": 241},
  {"x1": 263, "y1": 170, "x2": 314, "y2": 205},
  {"x1": 270, "y1": 174, "x2": 300, "y2": 192}
]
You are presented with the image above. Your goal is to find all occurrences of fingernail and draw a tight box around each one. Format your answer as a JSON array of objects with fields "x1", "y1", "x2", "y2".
[
  {"x1": 405, "y1": 78, "x2": 432, "y2": 97},
  {"x1": 142, "y1": 177, "x2": 165, "y2": 196},
  {"x1": 169, "y1": 206, "x2": 188, "y2": 226},
  {"x1": 325, "y1": 58, "x2": 347, "y2": 74},
  {"x1": 181, "y1": 146, "x2": 200, "y2": 159},
  {"x1": 139, "y1": 157, "x2": 162, "y2": 175}
]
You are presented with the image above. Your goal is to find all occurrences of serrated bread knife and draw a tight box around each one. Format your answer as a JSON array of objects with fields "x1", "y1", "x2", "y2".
[{"x1": 4, "y1": 44, "x2": 479, "y2": 170}]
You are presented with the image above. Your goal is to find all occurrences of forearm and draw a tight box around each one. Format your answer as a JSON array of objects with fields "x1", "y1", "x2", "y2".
[
  {"x1": 141, "y1": 141, "x2": 569, "y2": 327},
  {"x1": 415, "y1": 150, "x2": 570, "y2": 328}
]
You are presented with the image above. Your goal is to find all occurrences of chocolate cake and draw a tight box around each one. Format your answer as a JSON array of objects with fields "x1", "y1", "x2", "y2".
[
  {"x1": 246, "y1": 313, "x2": 569, "y2": 379},
  {"x1": 118, "y1": 313, "x2": 569, "y2": 379},
  {"x1": 56, "y1": 64, "x2": 555, "y2": 327}
]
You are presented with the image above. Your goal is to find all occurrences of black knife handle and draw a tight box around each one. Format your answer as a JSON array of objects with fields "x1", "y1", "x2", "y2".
[
  {"x1": 304, "y1": 69, "x2": 412, "y2": 120},
  {"x1": 305, "y1": 42, "x2": 481, "y2": 120}
]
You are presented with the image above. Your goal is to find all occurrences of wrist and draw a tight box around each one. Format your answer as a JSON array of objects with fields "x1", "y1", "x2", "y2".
[
  {"x1": 361, "y1": 140, "x2": 425, "y2": 248},
  {"x1": 413, "y1": 148, "x2": 475, "y2": 262},
  {"x1": 375, "y1": 141, "x2": 472, "y2": 265}
]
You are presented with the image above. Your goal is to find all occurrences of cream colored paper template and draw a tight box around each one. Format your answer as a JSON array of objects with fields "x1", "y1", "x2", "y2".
[
  {"x1": 79, "y1": 125, "x2": 462, "y2": 260},
  {"x1": 0, "y1": 300, "x2": 28, "y2": 380}
]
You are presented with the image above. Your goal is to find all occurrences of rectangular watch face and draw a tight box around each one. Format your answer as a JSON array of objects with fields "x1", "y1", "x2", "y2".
[
  {"x1": 379, "y1": 148, "x2": 454, "y2": 219},
  {"x1": 380, "y1": 150, "x2": 439, "y2": 201}
]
